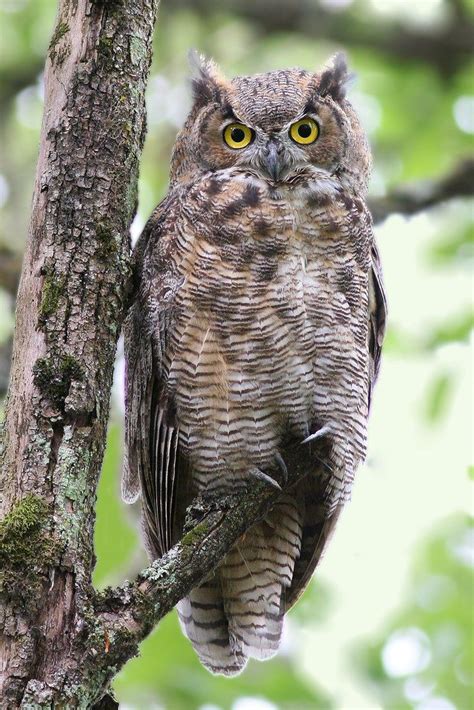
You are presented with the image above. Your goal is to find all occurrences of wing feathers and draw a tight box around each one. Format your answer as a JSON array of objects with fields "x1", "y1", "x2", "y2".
[
  {"x1": 122, "y1": 208, "x2": 184, "y2": 558},
  {"x1": 368, "y1": 242, "x2": 387, "y2": 402}
]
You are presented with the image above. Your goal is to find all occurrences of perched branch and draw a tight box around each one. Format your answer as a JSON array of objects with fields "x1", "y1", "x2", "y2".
[
  {"x1": 89, "y1": 443, "x2": 313, "y2": 690},
  {"x1": 370, "y1": 158, "x2": 474, "y2": 223},
  {"x1": 92, "y1": 484, "x2": 280, "y2": 683},
  {"x1": 168, "y1": 0, "x2": 473, "y2": 77}
]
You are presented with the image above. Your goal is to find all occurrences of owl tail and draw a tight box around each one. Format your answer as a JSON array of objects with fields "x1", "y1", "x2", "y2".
[{"x1": 177, "y1": 496, "x2": 303, "y2": 675}]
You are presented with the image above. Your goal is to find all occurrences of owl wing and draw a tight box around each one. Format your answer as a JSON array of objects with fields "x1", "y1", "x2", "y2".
[
  {"x1": 285, "y1": 235, "x2": 387, "y2": 610},
  {"x1": 368, "y1": 240, "x2": 387, "y2": 406},
  {"x1": 122, "y1": 198, "x2": 190, "y2": 559}
]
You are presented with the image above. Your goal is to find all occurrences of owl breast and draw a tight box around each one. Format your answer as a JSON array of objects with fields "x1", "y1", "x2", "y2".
[{"x1": 165, "y1": 171, "x2": 371, "y2": 503}]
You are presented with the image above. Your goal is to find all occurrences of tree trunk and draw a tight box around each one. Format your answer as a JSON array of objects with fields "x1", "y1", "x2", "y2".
[{"x1": 0, "y1": 0, "x2": 158, "y2": 705}]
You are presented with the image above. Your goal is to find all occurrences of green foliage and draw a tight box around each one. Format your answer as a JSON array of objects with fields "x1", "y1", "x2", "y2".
[
  {"x1": 114, "y1": 611, "x2": 332, "y2": 710},
  {"x1": 427, "y1": 223, "x2": 474, "y2": 267},
  {"x1": 93, "y1": 422, "x2": 139, "y2": 588},
  {"x1": 423, "y1": 372, "x2": 454, "y2": 424},
  {"x1": 288, "y1": 577, "x2": 333, "y2": 626},
  {"x1": 424, "y1": 309, "x2": 474, "y2": 350},
  {"x1": 353, "y1": 515, "x2": 474, "y2": 710}
]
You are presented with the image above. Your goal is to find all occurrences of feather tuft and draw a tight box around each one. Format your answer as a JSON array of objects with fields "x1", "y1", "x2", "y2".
[
  {"x1": 317, "y1": 52, "x2": 354, "y2": 102},
  {"x1": 188, "y1": 49, "x2": 228, "y2": 106}
]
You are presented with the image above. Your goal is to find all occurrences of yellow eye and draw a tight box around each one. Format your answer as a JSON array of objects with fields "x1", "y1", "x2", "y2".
[
  {"x1": 289, "y1": 118, "x2": 319, "y2": 145},
  {"x1": 223, "y1": 123, "x2": 254, "y2": 149}
]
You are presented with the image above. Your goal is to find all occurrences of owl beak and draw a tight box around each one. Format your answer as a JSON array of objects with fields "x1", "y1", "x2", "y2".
[{"x1": 260, "y1": 139, "x2": 286, "y2": 182}]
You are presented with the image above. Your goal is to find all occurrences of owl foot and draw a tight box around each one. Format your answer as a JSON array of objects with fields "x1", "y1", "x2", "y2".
[{"x1": 301, "y1": 425, "x2": 331, "y2": 445}]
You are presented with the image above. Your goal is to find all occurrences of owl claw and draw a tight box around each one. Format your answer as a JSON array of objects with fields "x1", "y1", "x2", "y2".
[
  {"x1": 274, "y1": 452, "x2": 288, "y2": 485},
  {"x1": 251, "y1": 468, "x2": 282, "y2": 491},
  {"x1": 302, "y1": 425, "x2": 331, "y2": 445}
]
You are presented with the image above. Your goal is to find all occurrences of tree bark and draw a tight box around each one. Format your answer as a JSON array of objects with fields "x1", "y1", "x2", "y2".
[{"x1": 0, "y1": 0, "x2": 157, "y2": 705}]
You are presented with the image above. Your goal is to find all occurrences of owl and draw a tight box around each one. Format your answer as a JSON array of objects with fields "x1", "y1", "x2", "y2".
[{"x1": 122, "y1": 52, "x2": 387, "y2": 675}]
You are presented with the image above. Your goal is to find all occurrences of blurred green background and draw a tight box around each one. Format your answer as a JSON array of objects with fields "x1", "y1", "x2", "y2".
[{"x1": 0, "y1": 0, "x2": 472, "y2": 708}]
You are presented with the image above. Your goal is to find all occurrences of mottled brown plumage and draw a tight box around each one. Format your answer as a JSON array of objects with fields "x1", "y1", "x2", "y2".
[{"x1": 123, "y1": 52, "x2": 387, "y2": 675}]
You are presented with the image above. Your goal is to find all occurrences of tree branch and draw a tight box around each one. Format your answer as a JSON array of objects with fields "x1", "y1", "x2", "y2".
[
  {"x1": 89, "y1": 444, "x2": 313, "y2": 690},
  {"x1": 92, "y1": 486, "x2": 279, "y2": 682},
  {"x1": 370, "y1": 158, "x2": 474, "y2": 223},
  {"x1": 168, "y1": 0, "x2": 473, "y2": 77}
]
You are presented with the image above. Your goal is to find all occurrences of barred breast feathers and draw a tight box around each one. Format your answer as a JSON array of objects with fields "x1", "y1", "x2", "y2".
[{"x1": 123, "y1": 162, "x2": 385, "y2": 675}]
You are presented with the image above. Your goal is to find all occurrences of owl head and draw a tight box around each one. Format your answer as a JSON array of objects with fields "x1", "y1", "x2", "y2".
[{"x1": 170, "y1": 52, "x2": 371, "y2": 196}]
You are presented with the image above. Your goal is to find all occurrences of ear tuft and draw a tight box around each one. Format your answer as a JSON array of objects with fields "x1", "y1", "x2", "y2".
[
  {"x1": 318, "y1": 53, "x2": 353, "y2": 102},
  {"x1": 188, "y1": 49, "x2": 227, "y2": 107}
]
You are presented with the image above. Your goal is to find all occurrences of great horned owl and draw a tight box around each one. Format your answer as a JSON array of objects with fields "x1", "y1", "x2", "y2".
[{"x1": 123, "y1": 52, "x2": 387, "y2": 675}]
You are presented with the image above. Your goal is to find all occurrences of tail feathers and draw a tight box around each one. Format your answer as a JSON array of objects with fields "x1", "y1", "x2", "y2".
[
  {"x1": 177, "y1": 578, "x2": 247, "y2": 676},
  {"x1": 223, "y1": 561, "x2": 284, "y2": 661},
  {"x1": 179, "y1": 497, "x2": 303, "y2": 674}
]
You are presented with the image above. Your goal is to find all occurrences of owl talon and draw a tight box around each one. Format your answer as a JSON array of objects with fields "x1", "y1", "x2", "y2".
[
  {"x1": 251, "y1": 468, "x2": 282, "y2": 491},
  {"x1": 302, "y1": 425, "x2": 331, "y2": 445},
  {"x1": 274, "y1": 452, "x2": 288, "y2": 485}
]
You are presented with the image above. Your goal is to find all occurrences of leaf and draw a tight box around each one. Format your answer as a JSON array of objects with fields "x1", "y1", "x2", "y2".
[
  {"x1": 423, "y1": 372, "x2": 454, "y2": 424},
  {"x1": 424, "y1": 309, "x2": 474, "y2": 349}
]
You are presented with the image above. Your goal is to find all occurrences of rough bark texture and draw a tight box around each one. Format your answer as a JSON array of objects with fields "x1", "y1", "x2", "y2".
[{"x1": 0, "y1": 0, "x2": 158, "y2": 705}]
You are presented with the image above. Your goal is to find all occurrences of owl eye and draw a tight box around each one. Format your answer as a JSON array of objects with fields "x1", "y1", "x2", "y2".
[
  {"x1": 223, "y1": 123, "x2": 254, "y2": 149},
  {"x1": 289, "y1": 118, "x2": 319, "y2": 145}
]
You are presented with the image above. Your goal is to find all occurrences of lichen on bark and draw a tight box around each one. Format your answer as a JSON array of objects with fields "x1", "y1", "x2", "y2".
[{"x1": 0, "y1": 494, "x2": 59, "y2": 612}]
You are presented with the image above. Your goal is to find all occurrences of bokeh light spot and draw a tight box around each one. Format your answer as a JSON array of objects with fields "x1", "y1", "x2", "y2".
[
  {"x1": 453, "y1": 96, "x2": 474, "y2": 134},
  {"x1": 382, "y1": 627, "x2": 431, "y2": 677}
]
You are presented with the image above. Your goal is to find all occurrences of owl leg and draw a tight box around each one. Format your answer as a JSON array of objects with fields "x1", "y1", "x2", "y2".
[{"x1": 274, "y1": 452, "x2": 288, "y2": 484}]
